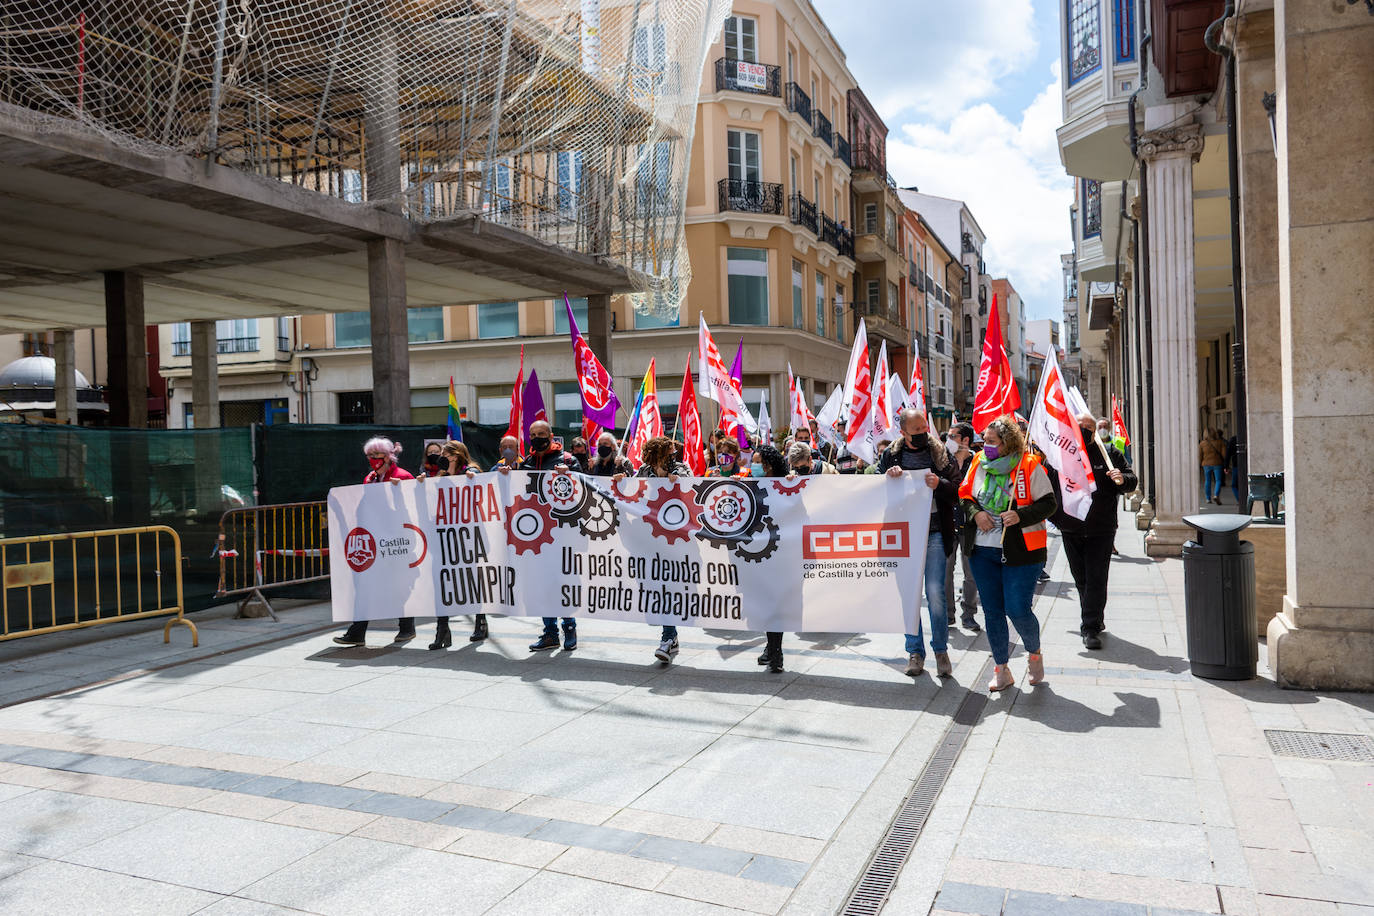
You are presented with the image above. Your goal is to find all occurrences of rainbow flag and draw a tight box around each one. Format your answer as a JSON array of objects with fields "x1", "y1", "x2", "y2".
[
  {"x1": 447, "y1": 376, "x2": 463, "y2": 442},
  {"x1": 625, "y1": 360, "x2": 660, "y2": 468}
]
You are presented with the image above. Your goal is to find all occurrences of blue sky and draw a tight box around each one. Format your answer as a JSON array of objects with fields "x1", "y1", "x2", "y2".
[{"x1": 809, "y1": 0, "x2": 1073, "y2": 322}]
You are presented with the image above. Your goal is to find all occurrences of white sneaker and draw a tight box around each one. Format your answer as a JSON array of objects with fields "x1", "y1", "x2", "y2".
[{"x1": 654, "y1": 639, "x2": 679, "y2": 663}]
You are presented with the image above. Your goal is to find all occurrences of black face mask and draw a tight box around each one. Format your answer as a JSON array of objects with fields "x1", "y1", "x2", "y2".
[
  {"x1": 425, "y1": 454, "x2": 441, "y2": 466},
  {"x1": 597, "y1": 444, "x2": 613, "y2": 458},
  {"x1": 794, "y1": 465, "x2": 813, "y2": 475},
  {"x1": 573, "y1": 450, "x2": 587, "y2": 460},
  {"x1": 907, "y1": 433, "x2": 926, "y2": 448},
  {"x1": 529, "y1": 436, "x2": 551, "y2": 452}
]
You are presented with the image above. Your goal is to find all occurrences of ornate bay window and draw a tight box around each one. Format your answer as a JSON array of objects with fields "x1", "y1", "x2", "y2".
[{"x1": 1067, "y1": 0, "x2": 1102, "y2": 85}]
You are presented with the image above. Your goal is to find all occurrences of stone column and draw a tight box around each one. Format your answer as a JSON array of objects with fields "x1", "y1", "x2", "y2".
[
  {"x1": 1139, "y1": 123, "x2": 1204, "y2": 557},
  {"x1": 104, "y1": 271, "x2": 148, "y2": 428},
  {"x1": 586, "y1": 293, "x2": 613, "y2": 375},
  {"x1": 190, "y1": 320, "x2": 219, "y2": 428},
  {"x1": 53, "y1": 330, "x2": 78, "y2": 424},
  {"x1": 368, "y1": 237, "x2": 410, "y2": 424},
  {"x1": 1266, "y1": 0, "x2": 1374, "y2": 689}
]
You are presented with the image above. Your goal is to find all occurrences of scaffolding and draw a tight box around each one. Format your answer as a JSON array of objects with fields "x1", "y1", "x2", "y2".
[{"x1": 0, "y1": 0, "x2": 726, "y2": 316}]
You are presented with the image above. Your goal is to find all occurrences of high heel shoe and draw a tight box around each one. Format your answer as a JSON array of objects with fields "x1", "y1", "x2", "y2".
[
  {"x1": 470, "y1": 614, "x2": 488, "y2": 642},
  {"x1": 429, "y1": 620, "x2": 452, "y2": 651},
  {"x1": 988, "y1": 664, "x2": 1015, "y2": 692},
  {"x1": 1026, "y1": 653, "x2": 1045, "y2": 685}
]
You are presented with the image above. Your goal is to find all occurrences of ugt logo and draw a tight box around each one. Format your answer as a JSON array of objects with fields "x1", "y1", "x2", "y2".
[{"x1": 344, "y1": 527, "x2": 377, "y2": 572}]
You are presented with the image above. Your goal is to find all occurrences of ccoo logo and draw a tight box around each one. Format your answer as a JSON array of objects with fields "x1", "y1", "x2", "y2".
[
  {"x1": 802, "y1": 523, "x2": 909, "y2": 559},
  {"x1": 344, "y1": 527, "x2": 377, "y2": 572}
]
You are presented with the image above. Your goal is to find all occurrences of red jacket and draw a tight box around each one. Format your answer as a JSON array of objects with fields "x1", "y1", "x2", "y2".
[{"x1": 365, "y1": 463, "x2": 415, "y2": 484}]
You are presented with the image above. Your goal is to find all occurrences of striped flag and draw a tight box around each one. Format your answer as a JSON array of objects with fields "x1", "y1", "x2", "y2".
[
  {"x1": 447, "y1": 377, "x2": 463, "y2": 442},
  {"x1": 626, "y1": 359, "x2": 661, "y2": 468}
]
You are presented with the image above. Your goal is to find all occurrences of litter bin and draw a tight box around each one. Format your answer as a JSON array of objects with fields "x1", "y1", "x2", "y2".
[{"x1": 1182, "y1": 514, "x2": 1257, "y2": 679}]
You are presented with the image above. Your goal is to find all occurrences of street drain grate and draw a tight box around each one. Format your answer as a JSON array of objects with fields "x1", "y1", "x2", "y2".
[{"x1": 1264, "y1": 730, "x2": 1374, "y2": 762}]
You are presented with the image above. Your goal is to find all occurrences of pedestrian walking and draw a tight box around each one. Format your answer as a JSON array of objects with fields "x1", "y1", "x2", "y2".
[
  {"x1": 959, "y1": 415, "x2": 1057, "y2": 691},
  {"x1": 1045, "y1": 413, "x2": 1137, "y2": 650},
  {"x1": 1200, "y1": 428, "x2": 1227, "y2": 505},
  {"x1": 427, "y1": 442, "x2": 487, "y2": 649},
  {"x1": 1226, "y1": 433, "x2": 1240, "y2": 504},
  {"x1": 879, "y1": 409, "x2": 962, "y2": 679},
  {"x1": 333, "y1": 437, "x2": 417, "y2": 647},
  {"x1": 941, "y1": 423, "x2": 981, "y2": 632},
  {"x1": 615, "y1": 436, "x2": 691, "y2": 664},
  {"x1": 752, "y1": 443, "x2": 793, "y2": 672}
]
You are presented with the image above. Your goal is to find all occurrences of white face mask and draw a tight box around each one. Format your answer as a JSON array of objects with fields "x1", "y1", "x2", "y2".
[
  {"x1": 945, "y1": 437, "x2": 960, "y2": 454},
  {"x1": 1098, "y1": 429, "x2": 1111, "y2": 441}
]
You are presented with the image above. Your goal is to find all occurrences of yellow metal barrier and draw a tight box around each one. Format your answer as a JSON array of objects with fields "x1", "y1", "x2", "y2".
[
  {"x1": 0, "y1": 526, "x2": 196, "y2": 646},
  {"x1": 216, "y1": 502, "x2": 329, "y2": 619}
]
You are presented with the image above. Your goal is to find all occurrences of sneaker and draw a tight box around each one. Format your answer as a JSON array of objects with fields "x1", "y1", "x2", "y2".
[
  {"x1": 935, "y1": 652, "x2": 952, "y2": 678},
  {"x1": 988, "y1": 665, "x2": 1015, "y2": 692},
  {"x1": 529, "y1": 633, "x2": 561, "y2": 652},
  {"x1": 1027, "y1": 652, "x2": 1045, "y2": 685},
  {"x1": 654, "y1": 639, "x2": 679, "y2": 663},
  {"x1": 961, "y1": 617, "x2": 981, "y2": 633},
  {"x1": 1038, "y1": 569, "x2": 1051, "y2": 582},
  {"x1": 561, "y1": 627, "x2": 578, "y2": 651},
  {"x1": 905, "y1": 653, "x2": 924, "y2": 677},
  {"x1": 757, "y1": 650, "x2": 770, "y2": 666},
  {"x1": 332, "y1": 634, "x2": 365, "y2": 647}
]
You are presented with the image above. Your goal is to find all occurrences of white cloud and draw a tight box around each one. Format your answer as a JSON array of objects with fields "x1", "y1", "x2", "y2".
[
  {"x1": 886, "y1": 63, "x2": 1073, "y2": 321},
  {"x1": 812, "y1": 0, "x2": 1039, "y2": 121}
]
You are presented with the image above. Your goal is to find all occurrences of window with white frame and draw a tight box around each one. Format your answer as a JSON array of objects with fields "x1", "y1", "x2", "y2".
[
  {"x1": 724, "y1": 16, "x2": 757, "y2": 62},
  {"x1": 815, "y1": 273, "x2": 826, "y2": 337},
  {"x1": 792, "y1": 260, "x2": 804, "y2": 329},
  {"x1": 728, "y1": 130, "x2": 761, "y2": 184}
]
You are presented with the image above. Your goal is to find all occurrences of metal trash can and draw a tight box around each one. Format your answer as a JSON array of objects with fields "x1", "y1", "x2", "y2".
[{"x1": 1181, "y1": 514, "x2": 1257, "y2": 680}]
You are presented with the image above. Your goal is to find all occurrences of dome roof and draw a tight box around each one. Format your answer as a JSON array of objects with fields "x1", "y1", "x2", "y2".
[{"x1": 0, "y1": 356, "x2": 95, "y2": 390}]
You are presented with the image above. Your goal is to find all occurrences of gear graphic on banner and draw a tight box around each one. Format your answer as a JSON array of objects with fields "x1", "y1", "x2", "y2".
[
  {"x1": 771, "y1": 477, "x2": 809, "y2": 496},
  {"x1": 505, "y1": 494, "x2": 555, "y2": 556},
  {"x1": 644, "y1": 484, "x2": 702, "y2": 545}
]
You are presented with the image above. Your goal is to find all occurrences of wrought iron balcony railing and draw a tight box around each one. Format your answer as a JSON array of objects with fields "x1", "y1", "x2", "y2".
[
  {"x1": 785, "y1": 82, "x2": 812, "y2": 122},
  {"x1": 718, "y1": 178, "x2": 784, "y2": 215},
  {"x1": 813, "y1": 110, "x2": 832, "y2": 147},
  {"x1": 821, "y1": 215, "x2": 854, "y2": 258},
  {"x1": 715, "y1": 58, "x2": 781, "y2": 96},
  {"x1": 852, "y1": 145, "x2": 884, "y2": 174},
  {"x1": 789, "y1": 193, "x2": 818, "y2": 235},
  {"x1": 934, "y1": 336, "x2": 948, "y2": 356},
  {"x1": 835, "y1": 134, "x2": 851, "y2": 167},
  {"x1": 909, "y1": 261, "x2": 920, "y2": 285}
]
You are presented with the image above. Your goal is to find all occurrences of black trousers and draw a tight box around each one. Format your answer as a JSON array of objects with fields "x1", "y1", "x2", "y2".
[
  {"x1": 342, "y1": 618, "x2": 415, "y2": 639},
  {"x1": 1061, "y1": 532, "x2": 1114, "y2": 636}
]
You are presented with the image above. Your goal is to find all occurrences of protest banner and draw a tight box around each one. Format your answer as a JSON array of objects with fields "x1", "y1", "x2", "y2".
[{"x1": 329, "y1": 472, "x2": 931, "y2": 634}]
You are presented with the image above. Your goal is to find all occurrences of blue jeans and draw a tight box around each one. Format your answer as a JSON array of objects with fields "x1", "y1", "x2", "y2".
[
  {"x1": 660, "y1": 625, "x2": 677, "y2": 641},
  {"x1": 541, "y1": 617, "x2": 576, "y2": 634},
  {"x1": 905, "y1": 530, "x2": 949, "y2": 657},
  {"x1": 1204, "y1": 466, "x2": 1223, "y2": 500},
  {"x1": 970, "y1": 546, "x2": 1042, "y2": 665}
]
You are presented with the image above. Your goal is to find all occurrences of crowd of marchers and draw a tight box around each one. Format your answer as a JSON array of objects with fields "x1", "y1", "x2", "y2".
[{"x1": 332, "y1": 409, "x2": 1136, "y2": 694}]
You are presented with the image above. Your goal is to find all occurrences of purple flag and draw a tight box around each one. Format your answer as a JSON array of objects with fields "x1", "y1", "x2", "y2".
[
  {"x1": 566, "y1": 295, "x2": 621, "y2": 429},
  {"x1": 729, "y1": 339, "x2": 747, "y2": 447},
  {"x1": 522, "y1": 369, "x2": 547, "y2": 440}
]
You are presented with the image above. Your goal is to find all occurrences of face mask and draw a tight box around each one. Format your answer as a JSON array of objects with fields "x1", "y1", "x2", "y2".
[
  {"x1": 796, "y1": 436, "x2": 810, "y2": 445},
  {"x1": 794, "y1": 465, "x2": 812, "y2": 475},
  {"x1": 501, "y1": 448, "x2": 516, "y2": 461},
  {"x1": 1098, "y1": 429, "x2": 1111, "y2": 441},
  {"x1": 597, "y1": 444, "x2": 613, "y2": 458},
  {"x1": 718, "y1": 454, "x2": 734, "y2": 467},
  {"x1": 750, "y1": 461, "x2": 763, "y2": 474},
  {"x1": 530, "y1": 436, "x2": 551, "y2": 452},
  {"x1": 983, "y1": 445, "x2": 1000, "y2": 461},
  {"x1": 945, "y1": 438, "x2": 959, "y2": 454},
  {"x1": 367, "y1": 457, "x2": 386, "y2": 471},
  {"x1": 425, "y1": 453, "x2": 441, "y2": 466},
  {"x1": 907, "y1": 433, "x2": 926, "y2": 448}
]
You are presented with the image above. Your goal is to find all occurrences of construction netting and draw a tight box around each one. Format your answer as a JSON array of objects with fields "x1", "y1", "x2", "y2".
[{"x1": 0, "y1": 0, "x2": 728, "y2": 318}]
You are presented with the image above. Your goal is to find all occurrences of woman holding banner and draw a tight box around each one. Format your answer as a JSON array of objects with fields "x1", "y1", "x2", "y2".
[
  {"x1": 958, "y1": 416, "x2": 1057, "y2": 691},
  {"x1": 333, "y1": 437, "x2": 417, "y2": 647},
  {"x1": 616, "y1": 437, "x2": 691, "y2": 664},
  {"x1": 749, "y1": 444, "x2": 793, "y2": 672},
  {"x1": 430, "y1": 442, "x2": 486, "y2": 649}
]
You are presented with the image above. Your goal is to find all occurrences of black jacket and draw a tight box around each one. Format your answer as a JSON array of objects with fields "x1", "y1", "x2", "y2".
[
  {"x1": 586, "y1": 455, "x2": 633, "y2": 477},
  {"x1": 1046, "y1": 440, "x2": 1137, "y2": 536},
  {"x1": 876, "y1": 436, "x2": 962, "y2": 556},
  {"x1": 520, "y1": 446, "x2": 582, "y2": 473}
]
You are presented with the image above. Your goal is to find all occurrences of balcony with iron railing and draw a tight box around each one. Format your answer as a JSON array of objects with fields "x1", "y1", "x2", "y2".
[
  {"x1": 789, "y1": 193, "x2": 818, "y2": 235},
  {"x1": 978, "y1": 286, "x2": 988, "y2": 308},
  {"x1": 785, "y1": 82, "x2": 812, "y2": 123},
  {"x1": 813, "y1": 110, "x2": 832, "y2": 147},
  {"x1": 173, "y1": 336, "x2": 261, "y2": 357},
  {"x1": 715, "y1": 58, "x2": 781, "y2": 96},
  {"x1": 909, "y1": 261, "x2": 920, "y2": 285},
  {"x1": 934, "y1": 336, "x2": 948, "y2": 356},
  {"x1": 820, "y1": 215, "x2": 854, "y2": 259},
  {"x1": 852, "y1": 145, "x2": 884, "y2": 174},
  {"x1": 718, "y1": 178, "x2": 784, "y2": 215},
  {"x1": 835, "y1": 134, "x2": 851, "y2": 167}
]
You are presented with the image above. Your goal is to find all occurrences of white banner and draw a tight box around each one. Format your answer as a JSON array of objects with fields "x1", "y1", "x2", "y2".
[{"x1": 329, "y1": 472, "x2": 932, "y2": 634}]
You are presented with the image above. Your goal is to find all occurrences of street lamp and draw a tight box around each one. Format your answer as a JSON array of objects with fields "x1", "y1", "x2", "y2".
[{"x1": 1262, "y1": 91, "x2": 1278, "y2": 153}]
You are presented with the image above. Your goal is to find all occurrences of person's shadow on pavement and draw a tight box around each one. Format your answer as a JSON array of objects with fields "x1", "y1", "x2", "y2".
[{"x1": 1003, "y1": 685, "x2": 1162, "y2": 734}]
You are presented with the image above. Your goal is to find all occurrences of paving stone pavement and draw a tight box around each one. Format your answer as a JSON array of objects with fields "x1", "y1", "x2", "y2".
[{"x1": 0, "y1": 512, "x2": 1369, "y2": 915}]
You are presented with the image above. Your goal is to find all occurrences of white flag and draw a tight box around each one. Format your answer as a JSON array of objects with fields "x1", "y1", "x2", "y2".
[
  {"x1": 887, "y1": 374, "x2": 910, "y2": 431},
  {"x1": 815, "y1": 386, "x2": 844, "y2": 448},
  {"x1": 1027, "y1": 349, "x2": 1097, "y2": 520},
  {"x1": 843, "y1": 320, "x2": 875, "y2": 464},
  {"x1": 787, "y1": 364, "x2": 807, "y2": 432},
  {"x1": 758, "y1": 390, "x2": 772, "y2": 444},
  {"x1": 870, "y1": 341, "x2": 895, "y2": 444}
]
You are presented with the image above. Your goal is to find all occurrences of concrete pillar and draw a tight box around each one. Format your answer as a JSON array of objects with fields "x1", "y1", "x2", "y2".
[
  {"x1": 104, "y1": 271, "x2": 148, "y2": 428},
  {"x1": 363, "y1": 23, "x2": 401, "y2": 207},
  {"x1": 1139, "y1": 123, "x2": 1204, "y2": 557},
  {"x1": 53, "y1": 330, "x2": 78, "y2": 425},
  {"x1": 190, "y1": 320, "x2": 220, "y2": 428},
  {"x1": 1235, "y1": 11, "x2": 1282, "y2": 476},
  {"x1": 368, "y1": 237, "x2": 410, "y2": 424},
  {"x1": 1265, "y1": 0, "x2": 1374, "y2": 689},
  {"x1": 586, "y1": 293, "x2": 613, "y2": 376}
]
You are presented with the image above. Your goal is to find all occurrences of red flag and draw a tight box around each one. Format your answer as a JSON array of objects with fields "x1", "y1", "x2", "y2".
[
  {"x1": 679, "y1": 355, "x2": 705, "y2": 475},
  {"x1": 842, "y1": 319, "x2": 874, "y2": 462},
  {"x1": 1111, "y1": 395, "x2": 1131, "y2": 446},
  {"x1": 504, "y1": 345, "x2": 526, "y2": 457},
  {"x1": 972, "y1": 294, "x2": 1021, "y2": 431},
  {"x1": 581, "y1": 417, "x2": 601, "y2": 447}
]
